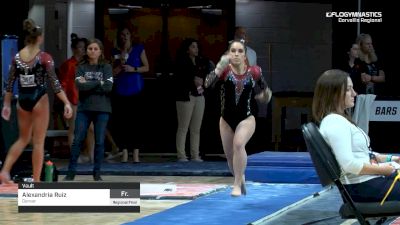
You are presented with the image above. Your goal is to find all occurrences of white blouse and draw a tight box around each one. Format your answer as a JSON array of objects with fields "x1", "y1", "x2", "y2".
[{"x1": 319, "y1": 113, "x2": 380, "y2": 184}]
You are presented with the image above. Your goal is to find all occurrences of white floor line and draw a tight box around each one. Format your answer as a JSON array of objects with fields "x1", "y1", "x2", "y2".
[
  {"x1": 340, "y1": 219, "x2": 357, "y2": 225},
  {"x1": 250, "y1": 185, "x2": 332, "y2": 225}
]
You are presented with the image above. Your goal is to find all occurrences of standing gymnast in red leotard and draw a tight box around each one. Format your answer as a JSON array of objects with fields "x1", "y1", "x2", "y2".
[
  {"x1": 205, "y1": 40, "x2": 272, "y2": 196},
  {"x1": 0, "y1": 18, "x2": 72, "y2": 183}
]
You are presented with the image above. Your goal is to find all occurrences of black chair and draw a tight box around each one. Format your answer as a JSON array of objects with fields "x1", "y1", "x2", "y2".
[{"x1": 301, "y1": 122, "x2": 400, "y2": 225}]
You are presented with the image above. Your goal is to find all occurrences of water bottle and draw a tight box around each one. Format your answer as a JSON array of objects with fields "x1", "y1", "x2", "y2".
[{"x1": 45, "y1": 160, "x2": 54, "y2": 182}]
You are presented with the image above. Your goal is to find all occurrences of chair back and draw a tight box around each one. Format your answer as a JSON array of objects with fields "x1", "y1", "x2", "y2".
[
  {"x1": 301, "y1": 122, "x2": 341, "y2": 187},
  {"x1": 302, "y1": 122, "x2": 400, "y2": 225}
]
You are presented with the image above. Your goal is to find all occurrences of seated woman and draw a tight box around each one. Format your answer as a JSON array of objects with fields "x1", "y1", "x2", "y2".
[{"x1": 312, "y1": 69, "x2": 400, "y2": 202}]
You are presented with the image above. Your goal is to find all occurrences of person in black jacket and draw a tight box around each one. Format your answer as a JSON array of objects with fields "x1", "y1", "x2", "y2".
[
  {"x1": 342, "y1": 43, "x2": 364, "y2": 95},
  {"x1": 356, "y1": 33, "x2": 385, "y2": 95},
  {"x1": 174, "y1": 38, "x2": 211, "y2": 162}
]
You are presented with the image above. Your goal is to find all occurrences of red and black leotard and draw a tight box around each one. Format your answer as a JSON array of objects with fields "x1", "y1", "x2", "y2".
[
  {"x1": 6, "y1": 51, "x2": 62, "y2": 111},
  {"x1": 218, "y1": 65, "x2": 266, "y2": 130}
]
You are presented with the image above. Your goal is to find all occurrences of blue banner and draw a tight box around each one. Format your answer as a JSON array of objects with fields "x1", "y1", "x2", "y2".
[{"x1": 1, "y1": 35, "x2": 18, "y2": 95}]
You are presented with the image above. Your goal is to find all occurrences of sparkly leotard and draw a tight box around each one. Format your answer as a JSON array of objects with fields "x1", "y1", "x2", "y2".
[
  {"x1": 6, "y1": 52, "x2": 62, "y2": 111},
  {"x1": 218, "y1": 65, "x2": 266, "y2": 130}
]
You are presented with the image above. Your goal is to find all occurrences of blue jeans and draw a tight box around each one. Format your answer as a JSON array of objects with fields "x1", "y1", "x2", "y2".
[{"x1": 67, "y1": 111, "x2": 110, "y2": 173}]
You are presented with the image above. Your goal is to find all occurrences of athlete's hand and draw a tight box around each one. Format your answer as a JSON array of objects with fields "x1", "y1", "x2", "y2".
[
  {"x1": 1, "y1": 105, "x2": 11, "y2": 121},
  {"x1": 255, "y1": 87, "x2": 272, "y2": 103},
  {"x1": 215, "y1": 54, "x2": 230, "y2": 75},
  {"x1": 63, "y1": 104, "x2": 73, "y2": 119}
]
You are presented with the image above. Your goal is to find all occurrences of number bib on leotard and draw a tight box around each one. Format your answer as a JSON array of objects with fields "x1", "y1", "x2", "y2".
[{"x1": 20, "y1": 74, "x2": 37, "y2": 87}]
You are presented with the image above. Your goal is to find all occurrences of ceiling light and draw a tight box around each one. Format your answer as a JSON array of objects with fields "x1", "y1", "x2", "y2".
[
  {"x1": 201, "y1": 9, "x2": 222, "y2": 15},
  {"x1": 188, "y1": 5, "x2": 212, "y2": 9},
  {"x1": 108, "y1": 8, "x2": 129, "y2": 14},
  {"x1": 118, "y1": 4, "x2": 143, "y2": 9}
]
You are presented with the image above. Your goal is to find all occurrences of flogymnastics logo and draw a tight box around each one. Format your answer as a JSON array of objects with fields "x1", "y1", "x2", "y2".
[{"x1": 325, "y1": 11, "x2": 382, "y2": 23}]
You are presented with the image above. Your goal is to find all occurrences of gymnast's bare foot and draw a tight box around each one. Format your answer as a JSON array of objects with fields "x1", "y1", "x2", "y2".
[
  {"x1": 0, "y1": 171, "x2": 13, "y2": 184},
  {"x1": 231, "y1": 185, "x2": 242, "y2": 197}
]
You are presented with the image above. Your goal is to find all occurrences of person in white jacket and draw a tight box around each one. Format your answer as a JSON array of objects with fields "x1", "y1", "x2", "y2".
[{"x1": 312, "y1": 69, "x2": 400, "y2": 202}]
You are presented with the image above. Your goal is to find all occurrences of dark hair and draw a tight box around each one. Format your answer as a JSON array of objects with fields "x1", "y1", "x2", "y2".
[
  {"x1": 228, "y1": 39, "x2": 247, "y2": 53},
  {"x1": 116, "y1": 24, "x2": 133, "y2": 48},
  {"x1": 312, "y1": 69, "x2": 350, "y2": 124},
  {"x1": 70, "y1": 33, "x2": 88, "y2": 49},
  {"x1": 176, "y1": 38, "x2": 198, "y2": 60},
  {"x1": 80, "y1": 38, "x2": 107, "y2": 65},
  {"x1": 23, "y1": 18, "x2": 42, "y2": 45}
]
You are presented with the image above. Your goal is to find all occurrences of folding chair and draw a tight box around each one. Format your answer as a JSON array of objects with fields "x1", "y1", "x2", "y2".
[{"x1": 301, "y1": 122, "x2": 400, "y2": 225}]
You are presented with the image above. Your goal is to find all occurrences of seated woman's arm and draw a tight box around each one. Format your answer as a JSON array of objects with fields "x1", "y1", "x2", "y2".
[
  {"x1": 373, "y1": 153, "x2": 400, "y2": 164},
  {"x1": 321, "y1": 114, "x2": 395, "y2": 176}
]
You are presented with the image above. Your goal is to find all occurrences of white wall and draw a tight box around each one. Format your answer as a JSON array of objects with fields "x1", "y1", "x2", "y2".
[
  {"x1": 67, "y1": 0, "x2": 95, "y2": 58},
  {"x1": 28, "y1": 0, "x2": 46, "y2": 50},
  {"x1": 45, "y1": 0, "x2": 68, "y2": 68},
  {"x1": 28, "y1": 0, "x2": 95, "y2": 63}
]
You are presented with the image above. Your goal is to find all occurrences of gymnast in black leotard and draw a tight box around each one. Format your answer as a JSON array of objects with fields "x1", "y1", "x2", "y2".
[
  {"x1": 205, "y1": 40, "x2": 272, "y2": 196},
  {"x1": 9, "y1": 52, "x2": 60, "y2": 111},
  {"x1": 218, "y1": 65, "x2": 267, "y2": 130},
  {"x1": 0, "y1": 18, "x2": 72, "y2": 184}
]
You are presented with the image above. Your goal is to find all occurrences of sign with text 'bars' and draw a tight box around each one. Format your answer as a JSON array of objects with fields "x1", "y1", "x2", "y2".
[{"x1": 370, "y1": 101, "x2": 400, "y2": 122}]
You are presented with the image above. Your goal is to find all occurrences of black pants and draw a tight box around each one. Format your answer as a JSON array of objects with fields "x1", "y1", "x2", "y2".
[{"x1": 345, "y1": 172, "x2": 400, "y2": 202}]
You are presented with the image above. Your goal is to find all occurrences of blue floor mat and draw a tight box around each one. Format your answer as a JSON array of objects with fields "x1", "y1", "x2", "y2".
[
  {"x1": 246, "y1": 151, "x2": 319, "y2": 183},
  {"x1": 247, "y1": 151, "x2": 314, "y2": 167},
  {"x1": 58, "y1": 151, "x2": 319, "y2": 183},
  {"x1": 245, "y1": 166, "x2": 319, "y2": 184},
  {"x1": 58, "y1": 161, "x2": 231, "y2": 176},
  {"x1": 123, "y1": 183, "x2": 322, "y2": 225}
]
